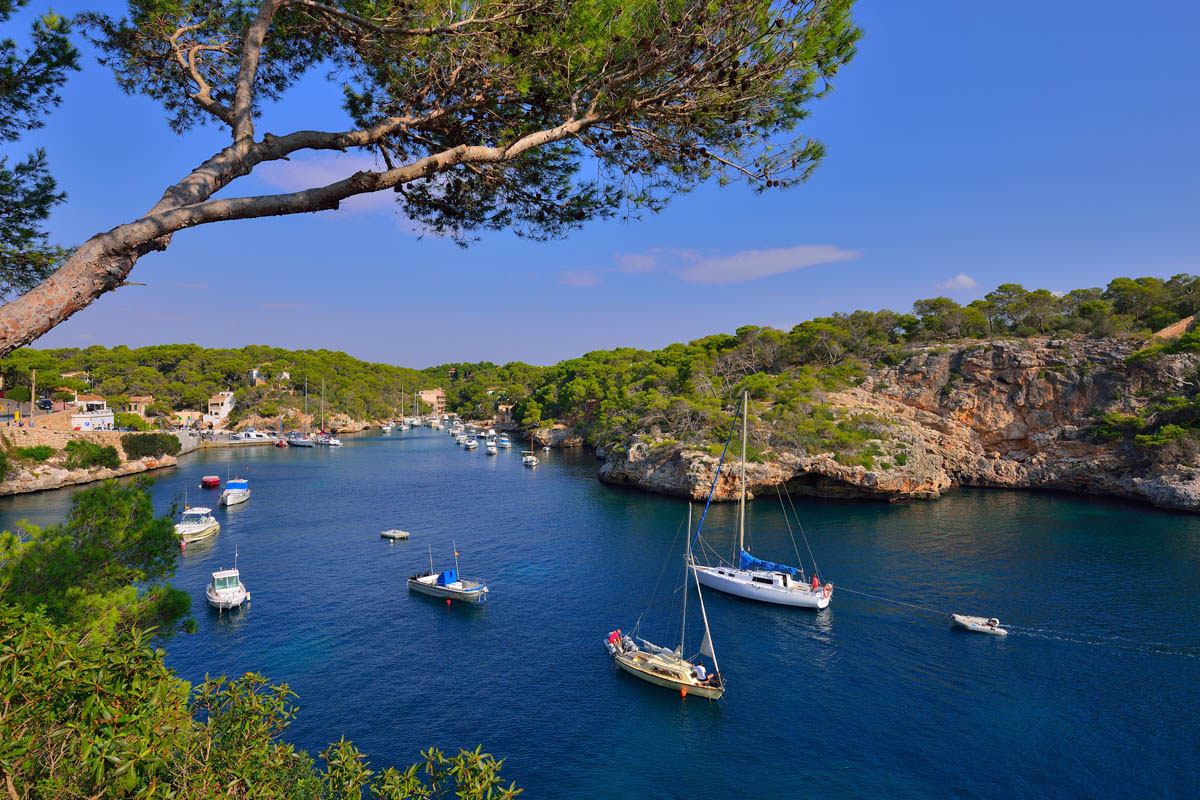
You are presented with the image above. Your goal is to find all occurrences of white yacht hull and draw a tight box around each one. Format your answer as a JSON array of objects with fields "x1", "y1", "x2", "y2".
[
  {"x1": 176, "y1": 521, "x2": 220, "y2": 545},
  {"x1": 219, "y1": 489, "x2": 250, "y2": 506},
  {"x1": 692, "y1": 565, "x2": 830, "y2": 609},
  {"x1": 206, "y1": 586, "x2": 249, "y2": 610}
]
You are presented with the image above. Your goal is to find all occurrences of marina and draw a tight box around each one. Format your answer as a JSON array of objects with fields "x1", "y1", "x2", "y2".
[{"x1": 1, "y1": 426, "x2": 1196, "y2": 796}]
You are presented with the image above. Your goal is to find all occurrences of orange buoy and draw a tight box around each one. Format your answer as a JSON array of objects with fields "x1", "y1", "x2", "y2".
[{"x1": 680, "y1": 687, "x2": 687, "y2": 697}]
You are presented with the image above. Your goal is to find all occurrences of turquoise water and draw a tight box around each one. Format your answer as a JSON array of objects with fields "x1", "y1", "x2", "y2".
[{"x1": 2, "y1": 428, "x2": 1198, "y2": 797}]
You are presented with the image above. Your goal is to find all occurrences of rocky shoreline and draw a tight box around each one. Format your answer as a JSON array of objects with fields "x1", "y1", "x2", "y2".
[
  {"x1": 593, "y1": 338, "x2": 1200, "y2": 513},
  {"x1": 0, "y1": 454, "x2": 180, "y2": 496}
]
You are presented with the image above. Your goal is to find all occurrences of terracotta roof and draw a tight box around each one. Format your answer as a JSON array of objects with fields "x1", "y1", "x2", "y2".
[
  {"x1": 129, "y1": 395, "x2": 154, "y2": 402},
  {"x1": 74, "y1": 394, "x2": 105, "y2": 402}
]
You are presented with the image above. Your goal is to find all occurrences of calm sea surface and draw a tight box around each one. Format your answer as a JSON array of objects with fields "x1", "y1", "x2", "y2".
[{"x1": 2, "y1": 428, "x2": 1198, "y2": 797}]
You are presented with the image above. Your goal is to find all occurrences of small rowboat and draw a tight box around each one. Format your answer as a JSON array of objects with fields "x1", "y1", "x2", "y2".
[
  {"x1": 951, "y1": 614, "x2": 1008, "y2": 635},
  {"x1": 380, "y1": 529, "x2": 410, "y2": 540},
  {"x1": 200, "y1": 475, "x2": 221, "y2": 488}
]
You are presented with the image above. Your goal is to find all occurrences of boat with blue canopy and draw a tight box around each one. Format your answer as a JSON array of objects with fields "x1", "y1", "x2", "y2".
[
  {"x1": 407, "y1": 542, "x2": 488, "y2": 603},
  {"x1": 219, "y1": 478, "x2": 250, "y2": 506},
  {"x1": 691, "y1": 391, "x2": 833, "y2": 609}
]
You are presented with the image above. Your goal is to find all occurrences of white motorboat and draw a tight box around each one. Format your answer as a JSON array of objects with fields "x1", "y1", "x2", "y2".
[
  {"x1": 205, "y1": 565, "x2": 249, "y2": 610},
  {"x1": 464, "y1": 437, "x2": 479, "y2": 450},
  {"x1": 231, "y1": 429, "x2": 269, "y2": 441},
  {"x1": 521, "y1": 450, "x2": 539, "y2": 466},
  {"x1": 176, "y1": 507, "x2": 219, "y2": 546},
  {"x1": 692, "y1": 391, "x2": 832, "y2": 610},
  {"x1": 288, "y1": 433, "x2": 315, "y2": 447},
  {"x1": 605, "y1": 505, "x2": 724, "y2": 700},
  {"x1": 498, "y1": 434, "x2": 511, "y2": 448},
  {"x1": 381, "y1": 529, "x2": 410, "y2": 540},
  {"x1": 219, "y1": 478, "x2": 250, "y2": 506},
  {"x1": 407, "y1": 544, "x2": 488, "y2": 603},
  {"x1": 951, "y1": 614, "x2": 1008, "y2": 635},
  {"x1": 317, "y1": 434, "x2": 342, "y2": 446},
  {"x1": 542, "y1": 445, "x2": 550, "y2": 452},
  {"x1": 455, "y1": 433, "x2": 468, "y2": 445},
  {"x1": 486, "y1": 443, "x2": 498, "y2": 455},
  {"x1": 382, "y1": 423, "x2": 393, "y2": 433}
]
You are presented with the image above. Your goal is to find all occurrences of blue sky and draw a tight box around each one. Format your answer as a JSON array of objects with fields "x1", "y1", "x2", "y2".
[{"x1": 9, "y1": 0, "x2": 1200, "y2": 366}]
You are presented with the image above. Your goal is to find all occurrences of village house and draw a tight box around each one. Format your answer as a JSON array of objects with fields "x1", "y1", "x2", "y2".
[
  {"x1": 127, "y1": 395, "x2": 155, "y2": 417},
  {"x1": 72, "y1": 394, "x2": 107, "y2": 413},
  {"x1": 418, "y1": 388, "x2": 446, "y2": 415},
  {"x1": 247, "y1": 367, "x2": 267, "y2": 387},
  {"x1": 205, "y1": 391, "x2": 236, "y2": 424}
]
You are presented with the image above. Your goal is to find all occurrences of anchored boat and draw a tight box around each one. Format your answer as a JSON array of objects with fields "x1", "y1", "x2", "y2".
[
  {"x1": 206, "y1": 561, "x2": 250, "y2": 610},
  {"x1": 219, "y1": 478, "x2": 250, "y2": 506},
  {"x1": 381, "y1": 529, "x2": 410, "y2": 540},
  {"x1": 407, "y1": 543, "x2": 488, "y2": 603},
  {"x1": 692, "y1": 392, "x2": 832, "y2": 610},
  {"x1": 606, "y1": 505, "x2": 725, "y2": 700},
  {"x1": 176, "y1": 506, "x2": 219, "y2": 546}
]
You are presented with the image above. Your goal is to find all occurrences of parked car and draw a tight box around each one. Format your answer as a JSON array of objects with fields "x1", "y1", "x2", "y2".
[{"x1": 36, "y1": 399, "x2": 53, "y2": 410}]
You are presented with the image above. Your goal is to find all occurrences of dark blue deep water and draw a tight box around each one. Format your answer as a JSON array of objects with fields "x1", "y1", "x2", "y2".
[{"x1": 2, "y1": 428, "x2": 1198, "y2": 797}]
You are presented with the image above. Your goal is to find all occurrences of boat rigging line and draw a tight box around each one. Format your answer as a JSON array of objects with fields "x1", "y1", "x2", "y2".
[
  {"x1": 833, "y1": 585, "x2": 954, "y2": 619},
  {"x1": 633, "y1": 514, "x2": 686, "y2": 637}
]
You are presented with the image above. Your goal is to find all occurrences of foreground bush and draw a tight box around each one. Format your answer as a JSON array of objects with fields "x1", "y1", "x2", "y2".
[
  {"x1": 121, "y1": 432, "x2": 182, "y2": 459},
  {"x1": 63, "y1": 439, "x2": 121, "y2": 469},
  {"x1": 14, "y1": 445, "x2": 53, "y2": 462}
]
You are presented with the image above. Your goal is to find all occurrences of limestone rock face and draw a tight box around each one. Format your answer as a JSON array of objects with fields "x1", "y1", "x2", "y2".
[
  {"x1": 532, "y1": 424, "x2": 584, "y2": 448},
  {"x1": 599, "y1": 338, "x2": 1200, "y2": 512}
]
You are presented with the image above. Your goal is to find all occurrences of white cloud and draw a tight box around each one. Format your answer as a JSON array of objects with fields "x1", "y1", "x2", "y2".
[
  {"x1": 935, "y1": 273, "x2": 980, "y2": 292},
  {"x1": 558, "y1": 270, "x2": 601, "y2": 287},
  {"x1": 615, "y1": 252, "x2": 659, "y2": 274},
  {"x1": 674, "y1": 245, "x2": 862, "y2": 285}
]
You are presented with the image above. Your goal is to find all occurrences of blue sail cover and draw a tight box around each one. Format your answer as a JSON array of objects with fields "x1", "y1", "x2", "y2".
[
  {"x1": 437, "y1": 568, "x2": 457, "y2": 586},
  {"x1": 739, "y1": 550, "x2": 800, "y2": 576}
]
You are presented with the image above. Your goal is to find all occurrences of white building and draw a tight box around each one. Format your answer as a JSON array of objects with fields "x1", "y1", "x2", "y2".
[
  {"x1": 204, "y1": 391, "x2": 236, "y2": 425},
  {"x1": 71, "y1": 408, "x2": 115, "y2": 431}
]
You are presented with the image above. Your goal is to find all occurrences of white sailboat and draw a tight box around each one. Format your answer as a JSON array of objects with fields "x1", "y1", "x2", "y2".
[
  {"x1": 605, "y1": 505, "x2": 725, "y2": 700},
  {"x1": 691, "y1": 391, "x2": 832, "y2": 610}
]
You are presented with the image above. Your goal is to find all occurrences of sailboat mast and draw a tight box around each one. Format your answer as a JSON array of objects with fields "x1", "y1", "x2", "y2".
[
  {"x1": 738, "y1": 390, "x2": 747, "y2": 555},
  {"x1": 304, "y1": 377, "x2": 309, "y2": 434},
  {"x1": 453, "y1": 540, "x2": 461, "y2": 576},
  {"x1": 428, "y1": 543, "x2": 434, "y2": 574},
  {"x1": 681, "y1": 504, "x2": 691, "y2": 654},
  {"x1": 321, "y1": 377, "x2": 325, "y2": 432}
]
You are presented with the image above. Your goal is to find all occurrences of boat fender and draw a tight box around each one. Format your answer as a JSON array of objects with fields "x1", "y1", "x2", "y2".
[{"x1": 822, "y1": 583, "x2": 833, "y2": 599}]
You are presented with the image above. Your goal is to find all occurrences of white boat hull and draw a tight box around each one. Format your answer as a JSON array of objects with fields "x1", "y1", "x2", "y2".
[
  {"x1": 176, "y1": 521, "x2": 220, "y2": 545},
  {"x1": 407, "y1": 575, "x2": 488, "y2": 603},
  {"x1": 951, "y1": 614, "x2": 1008, "y2": 635},
  {"x1": 610, "y1": 648, "x2": 724, "y2": 699},
  {"x1": 206, "y1": 586, "x2": 249, "y2": 610},
  {"x1": 692, "y1": 565, "x2": 830, "y2": 609},
  {"x1": 380, "y1": 529, "x2": 410, "y2": 540},
  {"x1": 219, "y1": 489, "x2": 250, "y2": 506}
]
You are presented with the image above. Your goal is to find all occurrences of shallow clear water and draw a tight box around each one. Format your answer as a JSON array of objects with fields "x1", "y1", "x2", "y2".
[{"x1": 2, "y1": 428, "x2": 1198, "y2": 797}]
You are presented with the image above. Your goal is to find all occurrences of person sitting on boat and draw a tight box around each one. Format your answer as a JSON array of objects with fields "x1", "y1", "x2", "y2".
[
  {"x1": 693, "y1": 663, "x2": 709, "y2": 685},
  {"x1": 811, "y1": 574, "x2": 820, "y2": 592}
]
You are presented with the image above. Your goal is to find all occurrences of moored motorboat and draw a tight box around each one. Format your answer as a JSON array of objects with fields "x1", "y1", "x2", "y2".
[
  {"x1": 498, "y1": 434, "x2": 511, "y2": 448},
  {"x1": 486, "y1": 443, "x2": 498, "y2": 455},
  {"x1": 381, "y1": 529, "x2": 410, "y2": 540},
  {"x1": 176, "y1": 507, "x2": 219, "y2": 546},
  {"x1": 521, "y1": 450, "x2": 539, "y2": 466},
  {"x1": 951, "y1": 614, "x2": 1008, "y2": 635},
  {"x1": 205, "y1": 566, "x2": 249, "y2": 610},
  {"x1": 408, "y1": 543, "x2": 488, "y2": 603},
  {"x1": 219, "y1": 478, "x2": 250, "y2": 506},
  {"x1": 464, "y1": 437, "x2": 479, "y2": 450},
  {"x1": 200, "y1": 475, "x2": 221, "y2": 489}
]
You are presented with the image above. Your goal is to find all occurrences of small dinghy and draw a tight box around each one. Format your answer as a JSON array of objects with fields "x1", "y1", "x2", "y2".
[
  {"x1": 200, "y1": 475, "x2": 221, "y2": 489},
  {"x1": 380, "y1": 529, "x2": 410, "y2": 540},
  {"x1": 951, "y1": 614, "x2": 1008, "y2": 635}
]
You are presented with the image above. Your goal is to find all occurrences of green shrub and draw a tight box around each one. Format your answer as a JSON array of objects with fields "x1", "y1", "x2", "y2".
[
  {"x1": 121, "y1": 433, "x2": 182, "y2": 459},
  {"x1": 63, "y1": 439, "x2": 121, "y2": 469},
  {"x1": 4, "y1": 386, "x2": 30, "y2": 402},
  {"x1": 894, "y1": 452, "x2": 908, "y2": 466},
  {"x1": 0, "y1": 451, "x2": 8, "y2": 479},
  {"x1": 16, "y1": 445, "x2": 54, "y2": 462},
  {"x1": 114, "y1": 412, "x2": 149, "y2": 431}
]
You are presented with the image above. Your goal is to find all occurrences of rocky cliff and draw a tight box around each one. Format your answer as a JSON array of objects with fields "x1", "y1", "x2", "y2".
[{"x1": 599, "y1": 338, "x2": 1200, "y2": 512}]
